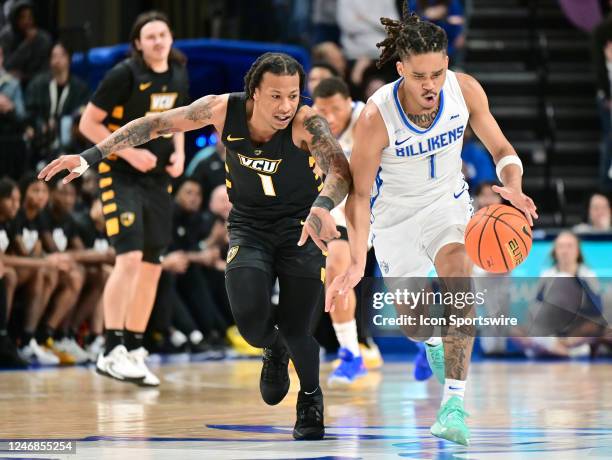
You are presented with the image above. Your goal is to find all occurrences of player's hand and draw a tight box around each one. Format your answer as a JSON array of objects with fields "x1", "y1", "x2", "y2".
[
  {"x1": 121, "y1": 148, "x2": 157, "y2": 172},
  {"x1": 166, "y1": 152, "x2": 184, "y2": 178},
  {"x1": 162, "y1": 251, "x2": 189, "y2": 273},
  {"x1": 46, "y1": 253, "x2": 73, "y2": 272},
  {"x1": 38, "y1": 154, "x2": 83, "y2": 183},
  {"x1": 492, "y1": 185, "x2": 538, "y2": 226},
  {"x1": 298, "y1": 207, "x2": 340, "y2": 251},
  {"x1": 325, "y1": 262, "x2": 364, "y2": 313}
]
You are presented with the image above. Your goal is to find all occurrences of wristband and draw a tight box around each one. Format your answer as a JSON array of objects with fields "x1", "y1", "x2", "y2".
[
  {"x1": 71, "y1": 156, "x2": 90, "y2": 176},
  {"x1": 496, "y1": 155, "x2": 523, "y2": 182},
  {"x1": 81, "y1": 146, "x2": 104, "y2": 166},
  {"x1": 312, "y1": 196, "x2": 334, "y2": 212}
]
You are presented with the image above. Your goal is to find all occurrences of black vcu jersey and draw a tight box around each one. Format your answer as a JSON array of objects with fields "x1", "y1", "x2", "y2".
[
  {"x1": 92, "y1": 57, "x2": 190, "y2": 177},
  {"x1": 223, "y1": 92, "x2": 323, "y2": 222},
  {"x1": 222, "y1": 92, "x2": 326, "y2": 281},
  {"x1": 90, "y1": 58, "x2": 190, "y2": 260}
]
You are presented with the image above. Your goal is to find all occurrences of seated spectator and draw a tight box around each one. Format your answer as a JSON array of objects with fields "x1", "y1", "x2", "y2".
[
  {"x1": 0, "y1": 177, "x2": 27, "y2": 367},
  {"x1": 311, "y1": 42, "x2": 347, "y2": 80},
  {"x1": 12, "y1": 173, "x2": 76, "y2": 365},
  {"x1": 462, "y1": 126, "x2": 497, "y2": 190},
  {"x1": 185, "y1": 129, "x2": 226, "y2": 208},
  {"x1": 25, "y1": 41, "x2": 89, "y2": 164},
  {"x1": 0, "y1": 0, "x2": 51, "y2": 87},
  {"x1": 307, "y1": 61, "x2": 340, "y2": 96},
  {"x1": 73, "y1": 198, "x2": 114, "y2": 361},
  {"x1": 514, "y1": 231, "x2": 608, "y2": 358},
  {"x1": 573, "y1": 192, "x2": 612, "y2": 234},
  {"x1": 0, "y1": 45, "x2": 27, "y2": 179}
]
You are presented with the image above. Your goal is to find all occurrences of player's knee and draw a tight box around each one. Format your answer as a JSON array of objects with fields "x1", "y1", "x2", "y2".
[{"x1": 237, "y1": 324, "x2": 273, "y2": 348}]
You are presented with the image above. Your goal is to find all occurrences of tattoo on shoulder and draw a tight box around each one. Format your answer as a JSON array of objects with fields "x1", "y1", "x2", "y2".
[{"x1": 186, "y1": 96, "x2": 215, "y2": 123}]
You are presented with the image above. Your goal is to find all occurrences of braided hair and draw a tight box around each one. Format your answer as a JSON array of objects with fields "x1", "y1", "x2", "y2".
[
  {"x1": 376, "y1": 3, "x2": 448, "y2": 69},
  {"x1": 244, "y1": 52, "x2": 306, "y2": 99}
]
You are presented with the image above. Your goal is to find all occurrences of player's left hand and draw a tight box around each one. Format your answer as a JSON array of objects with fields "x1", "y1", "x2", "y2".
[
  {"x1": 38, "y1": 154, "x2": 83, "y2": 183},
  {"x1": 298, "y1": 207, "x2": 340, "y2": 251},
  {"x1": 166, "y1": 152, "x2": 184, "y2": 178},
  {"x1": 492, "y1": 185, "x2": 538, "y2": 226}
]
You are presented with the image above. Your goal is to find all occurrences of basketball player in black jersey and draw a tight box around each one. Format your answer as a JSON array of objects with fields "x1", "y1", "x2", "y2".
[
  {"x1": 77, "y1": 11, "x2": 190, "y2": 386},
  {"x1": 39, "y1": 52, "x2": 351, "y2": 440}
]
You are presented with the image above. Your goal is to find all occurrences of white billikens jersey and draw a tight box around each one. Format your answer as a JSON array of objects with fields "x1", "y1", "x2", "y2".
[
  {"x1": 332, "y1": 101, "x2": 365, "y2": 227},
  {"x1": 368, "y1": 70, "x2": 469, "y2": 229}
]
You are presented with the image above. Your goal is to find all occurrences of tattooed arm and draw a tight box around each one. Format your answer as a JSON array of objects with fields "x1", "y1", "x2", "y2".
[
  {"x1": 38, "y1": 94, "x2": 228, "y2": 183},
  {"x1": 295, "y1": 106, "x2": 352, "y2": 251},
  {"x1": 297, "y1": 106, "x2": 351, "y2": 207}
]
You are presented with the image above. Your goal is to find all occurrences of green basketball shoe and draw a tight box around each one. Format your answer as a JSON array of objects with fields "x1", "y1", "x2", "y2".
[{"x1": 430, "y1": 396, "x2": 470, "y2": 446}]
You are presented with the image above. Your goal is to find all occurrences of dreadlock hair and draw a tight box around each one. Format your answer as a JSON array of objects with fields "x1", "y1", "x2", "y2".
[
  {"x1": 244, "y1": 52, "x2": 306, "y2": 99},
  {"x1": 376, "y1": 3, "x2": 448, "y2": 69}
]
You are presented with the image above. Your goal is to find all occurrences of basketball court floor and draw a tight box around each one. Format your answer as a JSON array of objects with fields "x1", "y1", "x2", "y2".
[{"x1": 0, "y1": 358, "x2": 611, "y2": 459}]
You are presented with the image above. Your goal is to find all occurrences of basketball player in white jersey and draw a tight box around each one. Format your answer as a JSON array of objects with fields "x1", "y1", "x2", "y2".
[
  {"x1": 312, "y1": 77, "x2": 383, "y2": 385},
  {"x1": 326, "y1": 9, "x2": 538, "y2": 446}
]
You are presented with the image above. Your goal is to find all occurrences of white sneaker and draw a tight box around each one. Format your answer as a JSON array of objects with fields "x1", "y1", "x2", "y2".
[
  {"x1": 19, "y1": 338, "x2": 60, "y2": 365},
  {"x1": 86, "y1": 336, "x2": 105, "y2": 363},
  {"x1": 96, "y1": 345, "x2": 146, "y2": 381},
  {"x1": 55, "y1": 338, "x2": 89, "y2": 364},
  {"x1": 128, "y1": 347, "x2": 160, "y2": 387}
]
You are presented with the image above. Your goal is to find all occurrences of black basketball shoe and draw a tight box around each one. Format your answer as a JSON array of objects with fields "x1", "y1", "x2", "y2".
[
  {"x1": 293, "y1": 387, "x2": 324, "y2": 440},
  {"x1": 259, "y1": 342, "x2": 290, "y2": 405}
]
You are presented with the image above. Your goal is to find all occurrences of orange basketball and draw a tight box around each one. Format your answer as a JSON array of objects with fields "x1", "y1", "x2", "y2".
[{"x1": 464, "y1": 204, "x2": 532, "y2": 273}]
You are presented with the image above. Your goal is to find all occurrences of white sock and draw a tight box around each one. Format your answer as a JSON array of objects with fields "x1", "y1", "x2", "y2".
[
  {"x1": 425, "y1": 337, "x2": 442, "y2": 347},
  {"x1": 442, "y1": 378, "x2": 466, "y2": 404},
  {"x1": 333, "y1": 319, "x2": 360, "y2": 357}
]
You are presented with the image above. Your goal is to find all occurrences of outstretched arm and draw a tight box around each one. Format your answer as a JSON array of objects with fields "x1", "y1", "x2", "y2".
[
  {"x1": 457, "y1": 73, "x2": 538, "y2": 225},
  {"x1": 295, "y1": 106, "x2": 352, "y2": 250},
  {"x1": 38, "y1": 94, "x2": 228, "y2": 183},
  {"x1": 325, "y1": 101, "x2": 387, "y2": 312}
]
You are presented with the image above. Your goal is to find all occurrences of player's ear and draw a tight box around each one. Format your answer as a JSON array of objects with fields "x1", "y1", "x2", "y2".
[
  {"x1": 396, "y1": 60, "x2": 404, "y2": 78},
  {"x1": 135, "y1": 38, "x2": 142, "y2": 51}
]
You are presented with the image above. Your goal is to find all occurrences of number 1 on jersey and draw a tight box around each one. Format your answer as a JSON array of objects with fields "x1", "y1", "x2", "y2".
[
  {"x1": 258, "y1": 174, "x2": 276, "y2": 196},
  {"x1": 429, "y1": 154, "x2": 436, "y2": 179}
]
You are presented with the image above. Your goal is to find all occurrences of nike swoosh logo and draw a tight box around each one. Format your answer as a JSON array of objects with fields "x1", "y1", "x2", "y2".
[
  {"x1": 394, "y1": 136, "x2": 412, "y2": 146},
  {"x1": 450, "y1": 114, "x2": 460, "y2": 120},
  {"x1": 453, "y1": 189, "x2": 467, "y2": 199},
  {"x1": 139, "y1": 82, "x2": 152, "y2": 91},
  {"x1": 300, "y1": 220, "x2": 305, "y2": 225},
  {"x1": 448, "y1": 386, "x2": 462, "y2": 390},
  {"x1": 226, "y1": 135, "x2": 245, "y2": 142}
]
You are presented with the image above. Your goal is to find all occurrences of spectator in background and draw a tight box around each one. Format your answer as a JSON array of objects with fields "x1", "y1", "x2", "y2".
[
  {"x1": 311, "y1": 0, "x2": 340, "y2": 45},
  {"x1": 462, "y1": 125, "x2": 497, "y2": 190},
  {"x1": 336, "y1": 0, "x2": 399, "y2": 95},
  {"x1": 0, "y1": 45, "x2": 27, "y2": 179},
  {"x1": 307, "y1": 61, "x2": 340, "y2": 96},
  {"x1": 311, "y1": 42, "x2": 347, "y2": 80},
  {"x1": 573, "y1": 192, "x2": 612, "y2": 233},
  {"x1": 591, "y1": 7, "x2": 612, "y2": 189},
  {"x1": 473, "y1": 181, "x2": 503, "y2": 210},
  {"x1": 0, "y1": 176, "x2": 28, "y2": 367},
  {"x1": 9, "y1": 175, "x2": 67, "y2": 365},
  {"x1": 0, "y1": 0, "x2": 51, "y2": 87},
  {"x1": 26, "y1": 41, "x2": 89, "y2": 164},
  {"x1": 169, "y1": 179, "x2": 229, "y2": 346},
  {"x1": 408, "y1": 0, "x2": 465, "y2": 66},
  {"x1": 514, "y1": 231, "x2": 607, "y2": 358},
  {"x1": 185, "y1": 129, "x2": 226, "y2": 208},
  {"x1": 73, "y1": 198, "x2": 113, "y2": 361}
]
